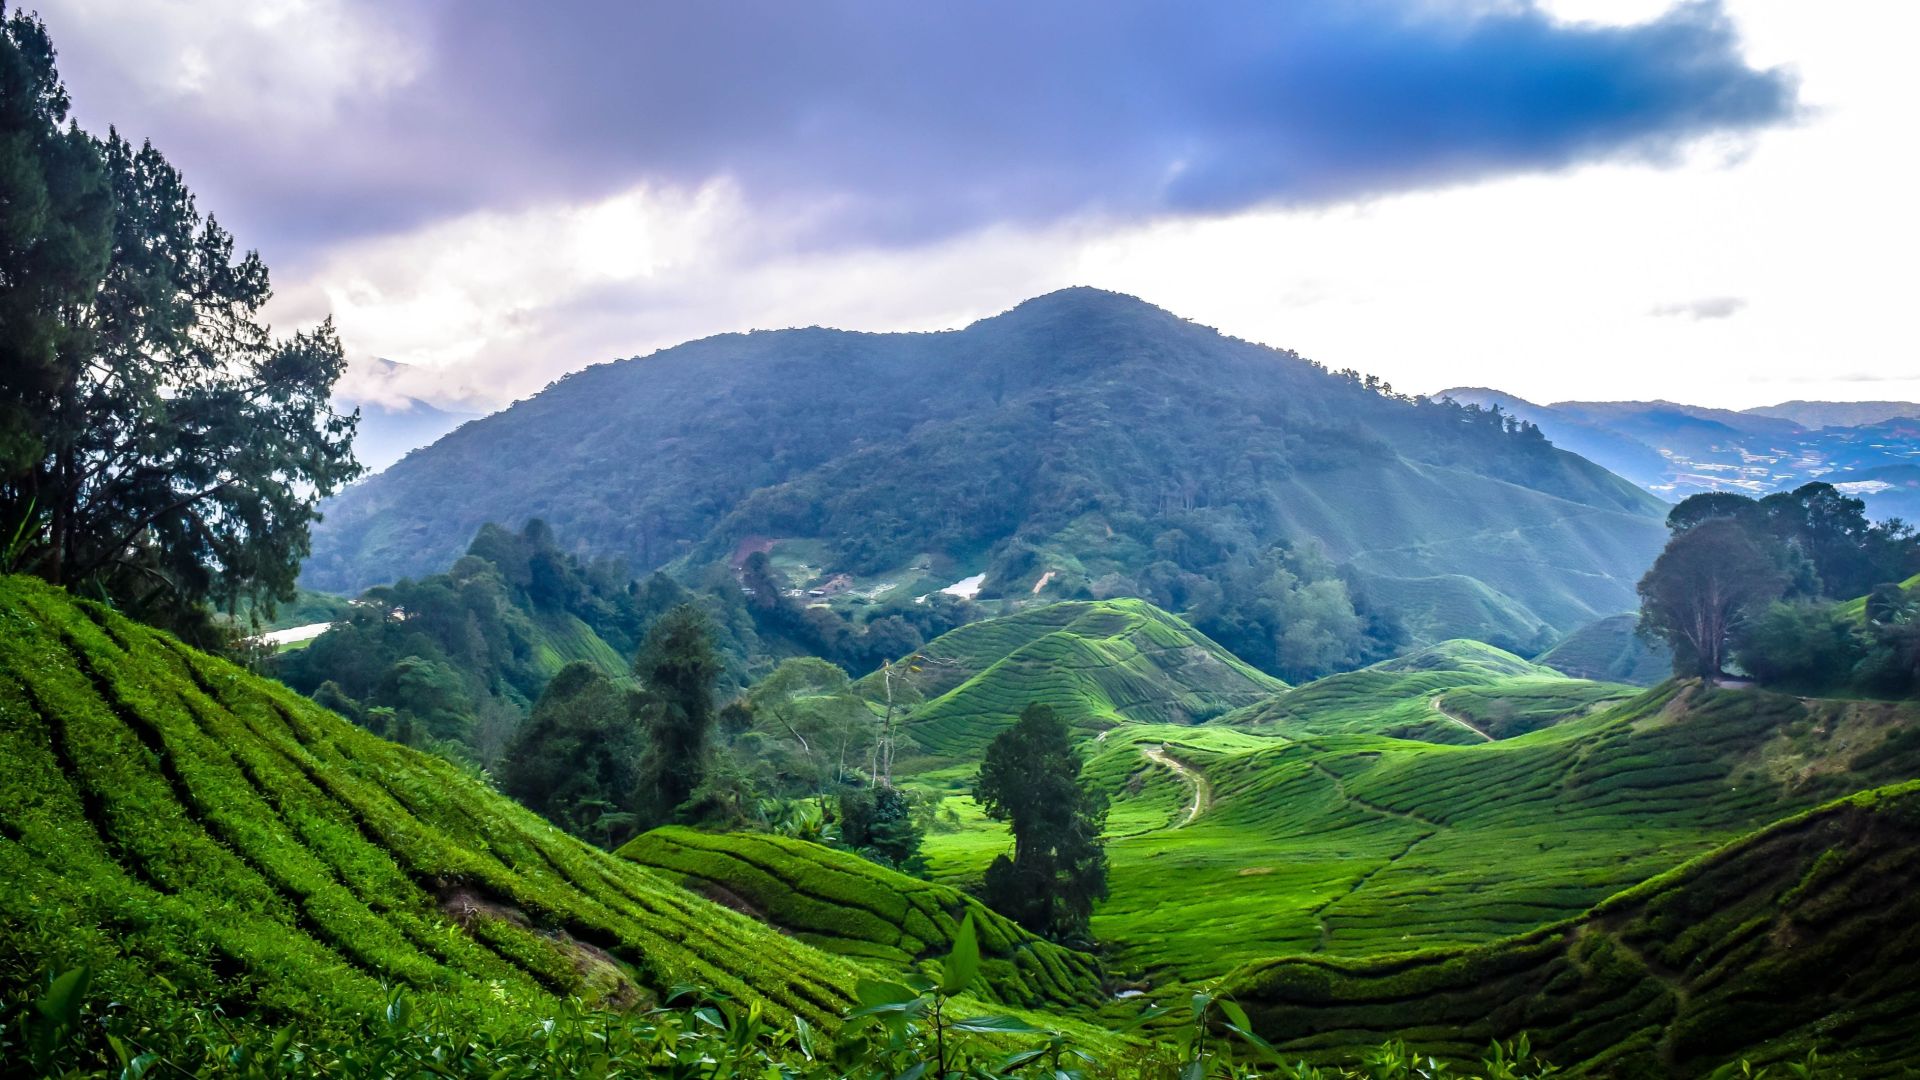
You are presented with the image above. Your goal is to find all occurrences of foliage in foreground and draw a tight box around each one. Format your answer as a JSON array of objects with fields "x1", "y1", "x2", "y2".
[{"x1": 6, "y1": 939, "x2": 1828, "y2": 1080}]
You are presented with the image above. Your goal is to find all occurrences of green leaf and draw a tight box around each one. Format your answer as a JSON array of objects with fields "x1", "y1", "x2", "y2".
[
  {"x1": 1189, "y1": 990, "x2": 1213, "y2": 1020},
  {"x1": 795, "y1": 1015, "x2": 816, "y2": 1060},
  {"x1": 856, "y1": 979, "x2": 921, "y2": 1009},
  {"x1": 1217, "y1": 999, "x2": 1252, "y2": 1033},
  {"x1": 951, "y1": 1014, "x2": 1044, "y2": 1034},
  {"x1": 894, "y1": 1063, "x2": 929, "y2": 1080},
  {"x1": 996, "y1": 1048, "x2": 1049, "y2": 1072},
  {"x1": 36, "y1": 965, "x2": 91, "y2": 1030},
  {"x1": 1225, "y1": 1024, "x2": 1282, "y2": 1063},
  {"x1": 120, "y1": 1052, "x2": 159, "y2": 1080},
  {"x1": 940, "y1": 912, "x2": 982, "y2": 996}
]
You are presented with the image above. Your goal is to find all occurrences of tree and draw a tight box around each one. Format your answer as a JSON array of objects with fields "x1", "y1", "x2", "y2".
[
  {"x1": 974, "y1": 703, "x2": 1109, "y2": 941},
  {"x1": 743, "y1": 657, "x2": 873, "y2": 806},
  {"x1": 0, "y1": 14, "x2": 358, "y2": 643},
  {"x1": 501, "y1": 662, "x2": 645, "y2": 846},
  {"x1": 1637, "y1": 518, "x2": 1788, "y2": 679},
  {"x1": 839, "y1": 784, "x2": 925, "y2": 871},
  {"x1": 634, "y1": 604, "x2": 722, "y2": 824}
]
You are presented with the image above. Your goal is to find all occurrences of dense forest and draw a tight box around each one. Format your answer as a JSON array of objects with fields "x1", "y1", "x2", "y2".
[{"x1": 304, "y1": 289, "x2": 1668, "y2": 676}]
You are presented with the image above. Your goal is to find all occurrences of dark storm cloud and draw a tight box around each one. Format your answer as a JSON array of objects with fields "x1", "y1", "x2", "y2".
[{"x1": 49, "y1": 0, "x2": 1796, "y2": 265}]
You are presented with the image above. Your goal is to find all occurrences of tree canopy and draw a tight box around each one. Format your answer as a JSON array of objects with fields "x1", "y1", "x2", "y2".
[
  {"x1": 0, "y1": 10, "x2": 357, "y2": 642},
  {"x1": 974, "y1": 703, "x2": 1109, "y2": 941}
]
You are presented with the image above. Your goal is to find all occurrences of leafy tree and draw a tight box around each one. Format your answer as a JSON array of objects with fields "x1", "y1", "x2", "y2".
[
  {"x1": 1637, "y1": 518, "x2": 1787, "y2": 679},
  {"x1": 500, "y1": 662, "x2": 645, "y2": 846},
  {"x1": 1732, "y1": 602, "x2": 1865, "y2": 690},
  {"x1": 974, "y1": 703, "x2": 1109, "y2": 941},
  {"x1": 838, "y1": 784, "x2": 925, "y2": 871},
  {"x1": 742, "y1": 657, "x2": 874, "y2": 806},
  {"x1": 0, "y1": 11, "x2": 358, "y2": 642},
  {"x1": 635, "y1": 604, "x2": 723, "y2": 824}
]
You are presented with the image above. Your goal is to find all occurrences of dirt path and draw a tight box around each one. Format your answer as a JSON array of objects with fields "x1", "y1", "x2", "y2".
[
  {"x1": 1142, "y1": 744, "x2": 1211, "y2": 827},
  {"x1": 1428, "y1": 695, "x2": 1494, "y2": 742}
]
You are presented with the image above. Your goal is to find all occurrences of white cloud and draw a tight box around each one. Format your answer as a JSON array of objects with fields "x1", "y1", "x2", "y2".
[{"x1": 52, "y1": 0, "x2": 421, "y2": 131}]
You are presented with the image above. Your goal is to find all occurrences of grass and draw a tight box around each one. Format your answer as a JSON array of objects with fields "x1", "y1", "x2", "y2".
[
  {"x1": 617, "y1": 827, "x2": 1106, "y2": 1009},
  {"x1": 870, "y1": 599, "x2": 1286, "y2": 760}
]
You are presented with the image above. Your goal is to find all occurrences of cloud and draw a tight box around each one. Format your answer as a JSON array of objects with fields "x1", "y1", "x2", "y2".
[
  {"x1": 1649, "y1": 295, "x2": 1748, "y2": 319},
  {"x1": 45, "y1": 0, "x2": 1796, "y2": 269}
]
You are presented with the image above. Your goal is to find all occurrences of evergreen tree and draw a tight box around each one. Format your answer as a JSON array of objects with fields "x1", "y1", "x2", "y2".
[
  {"x1": 635, "y1": 604, "x2": 722, "y2": 824},
  {"x1": 974, "y1": 703, "x2": 1108, "y2": 941},
  {"x1": 0, "y1": 10, "x2": 358, "y2": 642},
  {"x1": 501, "y1": 662, "x2": 645, "y2": 847}
]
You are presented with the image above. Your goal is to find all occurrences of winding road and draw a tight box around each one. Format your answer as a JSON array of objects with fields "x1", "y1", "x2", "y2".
[
  {"x1": 1141, "y1": 744, "x2": 1211, "y2": 827},
  {"x1": 1428, "y1": 695, "x2": 1494, "y2": 742}
]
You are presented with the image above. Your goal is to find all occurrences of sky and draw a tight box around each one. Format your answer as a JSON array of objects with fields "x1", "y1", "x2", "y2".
[{"x1": 38, "y1": 1, "x2": 1920, "y2": 413}]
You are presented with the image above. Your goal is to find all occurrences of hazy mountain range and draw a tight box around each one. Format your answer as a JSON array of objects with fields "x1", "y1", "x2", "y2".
[{"x1": 1437, "y1": 387, "x2": 1920, "y2": 523}]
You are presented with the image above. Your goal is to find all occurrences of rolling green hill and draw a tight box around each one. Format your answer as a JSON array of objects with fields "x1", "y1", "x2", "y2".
[
  {"x1": 872, "y1": 599, "x2": 1286, "y2": 758},
  {"x1": 304, "y1": 289, "x2": 1667, "y2": 657},
  {"x1": 618, "y1": 827, "x2": 1105, "y2": 1009},
  {"x1": 915, "y1": 680, "x2": 1920, "y2": 986},
  {"x1": 1537, "y1": 613, "x2": 1674, "y2": 686},
  {"x1": 1214, "y1": 639, "x2": 1630, "y2": 744},
  {"x1": 0, "y1": 575, "x2": 868, "y2": 1035},
  {"x1": 1225, "y1": 780, "x2": 1920, "y2": 1076}
]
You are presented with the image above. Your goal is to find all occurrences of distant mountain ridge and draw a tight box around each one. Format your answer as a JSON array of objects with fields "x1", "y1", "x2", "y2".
[
  {"x1": 1436, "y1": 387, "x2": 1920, "y2": 522},
  {"x1": 305, "y1": 289, "x2": 1669, "y2": 650}
]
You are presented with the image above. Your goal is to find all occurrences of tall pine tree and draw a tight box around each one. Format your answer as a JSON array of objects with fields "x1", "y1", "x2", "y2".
[{"x1": 975, "y1": 703, "x2": 1109, "y2": 941}]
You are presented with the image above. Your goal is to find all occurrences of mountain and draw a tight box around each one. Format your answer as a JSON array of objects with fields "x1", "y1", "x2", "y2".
[
  {"x1": 333, "y1": 359, "x2": 480, "y2": 474},
  {"x1": 867, "y1": 598, "x2": 1286, "y2": 759},
  {"x1": 1226, "y1": 779, "x2": 1920, "y2": 1074},
  {"x1": 1537, "y1": 612, "x2": 1673, "y2": 685},
  {"x1": 1749, "y1": 399, "x2": 1920, "y2": 428},
  {"x1": 305, "y1": 290, "x2": 1669, "y2": 657},
  {"x1": 0, "y1": 575, "x2": 867, "y2": 1036},
  {"x1": 1437, "y1": 388, "x2": 1920, "y2": 523}
]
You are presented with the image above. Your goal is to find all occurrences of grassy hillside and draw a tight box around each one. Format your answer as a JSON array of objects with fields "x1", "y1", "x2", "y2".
[
  {"x1": 1215, "y1": 639, "x2": 1628, "y2": 744},
  {"x1": 618, "y1": 827, "x2": 1105, "y2": 1009},
  {"x1": 874, "y1": 599, "x2": 1285, "y2": 758},
  {"x1": 0, "y1": 575, "x2": 868, "y2": 1035},
  {"x1": 1537, "y1": 613, "x2": 1673, "y2": 686},
  {"x1": 916, "y1": 680, "x2": 1920, "y2": 985},
  {"x1": 1225, "y1": 780, "x2": 1920, "y2": 1076},
  {"x1": 305, "y1": 289, "x2": 1667, "y2": 650}
]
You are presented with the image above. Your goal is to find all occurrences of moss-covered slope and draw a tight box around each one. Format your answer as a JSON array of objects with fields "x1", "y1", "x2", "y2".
[
  {"x1": 1225, "y1": 781, "x2": 1920, "y2": 1077},
  {"x1": 0, "y1": 576, "x2": 863, "y2": 1033},
  {"x1": 618, "y1": 827, "x2": 1105, "y2": 1009},
  {"x1": 879, "y1": 599, "x2": 1284, "y2": 758}
]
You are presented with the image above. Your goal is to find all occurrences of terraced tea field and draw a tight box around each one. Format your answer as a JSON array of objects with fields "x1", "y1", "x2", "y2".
[
  {"x1": 618, "y1": 827, "x2": 1105, "y2": 1008},
  {"x1": 908, "y1": 635, "x2": 1920, "y2": 986},
  {"x1": 0, "y1": 577, "x2": 869, "y2": 1031},
  {"x1": 867, "y1": 599, "x2": 1283, "y2": 758},
  {"x1": 1228, "y1": 779, "x2": 1920, "y2": 1076}
]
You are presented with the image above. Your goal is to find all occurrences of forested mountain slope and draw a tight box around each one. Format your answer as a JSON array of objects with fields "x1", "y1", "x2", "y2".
[{"x1": 306, "y1": 290, "x2": 1667, "y2": 655}]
